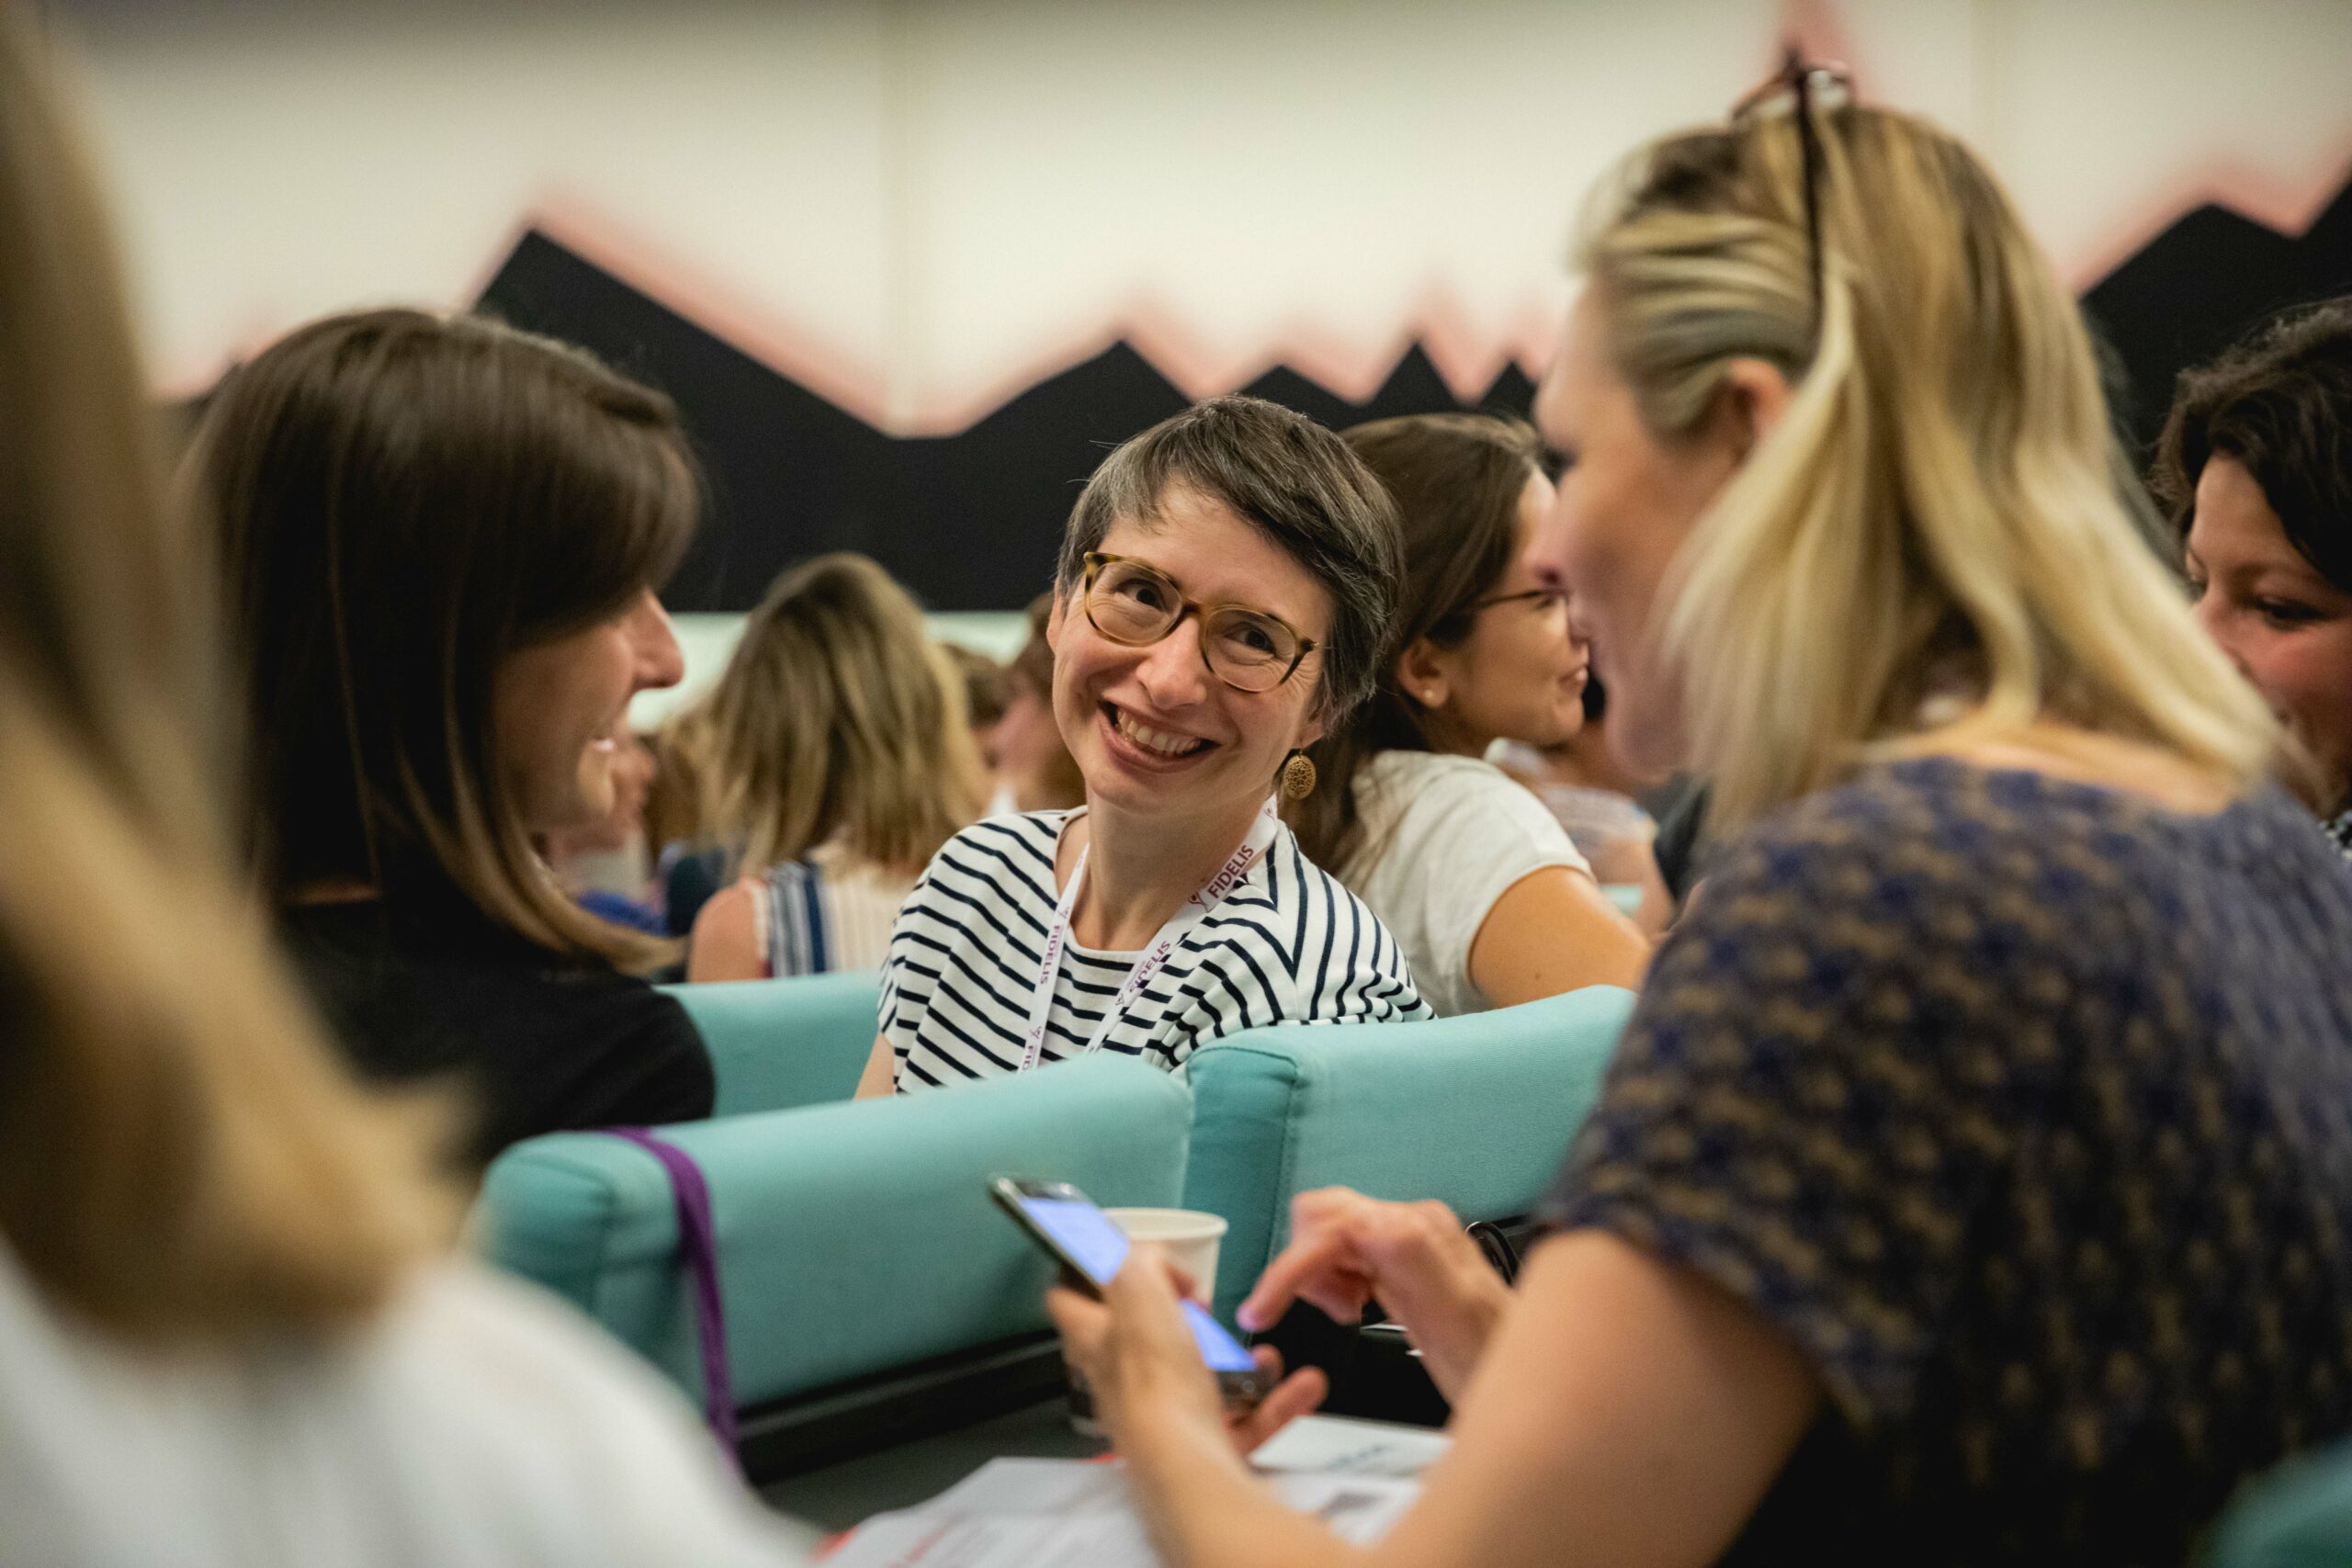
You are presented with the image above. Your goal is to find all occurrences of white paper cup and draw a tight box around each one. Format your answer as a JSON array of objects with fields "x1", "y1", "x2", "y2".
[{"x1": 1105, "y1": 1208, "x2": 1227, "y2": 1303}]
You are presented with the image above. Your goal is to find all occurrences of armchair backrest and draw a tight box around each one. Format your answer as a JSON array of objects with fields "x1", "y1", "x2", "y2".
[
  {"x1": 1182, "y1": 986, "x2": 1636, "y2": 1314},
  {"x1": 477, "y1": 1056, "x2": 1192, "y2": 1409}
]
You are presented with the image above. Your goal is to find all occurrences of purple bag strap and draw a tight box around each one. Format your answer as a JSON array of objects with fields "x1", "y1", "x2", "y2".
[{"x1": 607, "y1": 1126, "x2": 740, "y2": 1471}]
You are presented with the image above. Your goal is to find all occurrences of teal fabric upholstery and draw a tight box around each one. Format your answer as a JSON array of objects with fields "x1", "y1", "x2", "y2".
[
  {"x1": 477, "y1": 1056, "x2": 1190, "y2": 1409},
  {"x1": 1182, "y1": 986, "x2": 1636, "y2": 1315},
  {"x1": 1601, "y1": 883, "x2": 1644, "y2": 916},
  {"x1": 2206, "y1": 1439, "x2": 2352, "y2": 1566},
  {"x1": 662, "y1": 972, "x2": 879, "y2": 1116}
]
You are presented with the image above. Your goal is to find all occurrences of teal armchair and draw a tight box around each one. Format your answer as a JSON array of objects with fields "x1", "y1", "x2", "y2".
[
  {"x1": 662, "y1": 971, "x2": 879, "y2": 1115},
  {"x1": 477, "y1": 1056, "x2": 1191, "y2": 1421},
  {"x1": 1182, "y1": 985, "x2": 1637, "y2": 1316}
]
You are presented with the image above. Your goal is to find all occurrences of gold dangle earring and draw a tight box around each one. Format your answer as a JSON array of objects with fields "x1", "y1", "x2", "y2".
[{"x1": 1280, "y1": 750, "x2": 1317, "y2": 800}]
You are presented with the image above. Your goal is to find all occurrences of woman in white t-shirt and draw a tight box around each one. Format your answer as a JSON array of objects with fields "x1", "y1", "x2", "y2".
[
  {"x1": 0, "y1": 27, "x2": 809, "y2": 1562},
  {"x1": 687, "y1": 553, "x2": 987, "y2": 981},
  {"x1": 858, "y1": 397, "x2": 1431, "y2": 1095},
  {"x1": 1289, "y1": 414, "x2": 1650, "y2": 1015}
]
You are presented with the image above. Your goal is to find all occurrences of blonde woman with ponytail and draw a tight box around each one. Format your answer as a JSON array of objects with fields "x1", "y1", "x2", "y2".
[
  {"x1": 0, "y1": 17, "x2": 810, "y2": 1564},
  {"x1": 1047, "y1": 65, "x2": 2352, "y2": 1568},
  {"x1": 686, "y1": 554, "x2": 987, "y2": 981}
]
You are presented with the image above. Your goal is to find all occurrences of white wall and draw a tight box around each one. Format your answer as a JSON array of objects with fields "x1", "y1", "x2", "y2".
[
  {"x1": 56, "y1": 0, "x2": 2352, "y2": 431},
  {"x1": 638, "y1": 610, "x2": 1021, "y2": 729}
]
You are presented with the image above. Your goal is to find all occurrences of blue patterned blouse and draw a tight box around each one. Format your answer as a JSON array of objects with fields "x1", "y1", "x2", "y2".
[{"x1": 1544, "y1": 757, "x2": 2352, "y2": 1564}]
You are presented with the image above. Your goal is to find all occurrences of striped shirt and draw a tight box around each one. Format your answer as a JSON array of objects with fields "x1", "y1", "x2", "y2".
[
  {"x1": 879, "y1": 809, "x2": 1430, "y2": 1091},
  {"x1": 744, "y1": 843, "x2": 912, "y2": 978}
]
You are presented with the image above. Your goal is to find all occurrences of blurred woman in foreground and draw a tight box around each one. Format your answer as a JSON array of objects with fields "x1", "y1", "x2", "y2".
[{"x1": 0, "y1": 22, "x2": 808, "y2": 1562}]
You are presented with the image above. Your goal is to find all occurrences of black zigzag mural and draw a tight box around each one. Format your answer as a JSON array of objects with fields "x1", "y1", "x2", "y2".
[
  {"x1": 477, "y1": 231, "x2": 1534, "y2": 614},
  {"x1": 481, "y1": 169, "x2": 2352, "y2": 614},
  {"x1": 2084, "y1": 172, "x2": 2351, "y2": 456}
]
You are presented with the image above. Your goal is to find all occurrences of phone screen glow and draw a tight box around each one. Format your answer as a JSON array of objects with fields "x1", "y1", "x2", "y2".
[{"x1": 1018, "y1": 1194, "x2": 1257, "y2": 1372}]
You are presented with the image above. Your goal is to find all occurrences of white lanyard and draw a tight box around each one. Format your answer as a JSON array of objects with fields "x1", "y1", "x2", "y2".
[{"x1": 1018, "y1": 796, "x2": 1281, "y2": 1072}]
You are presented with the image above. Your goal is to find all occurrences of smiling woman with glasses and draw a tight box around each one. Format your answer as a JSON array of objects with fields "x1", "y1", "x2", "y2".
[
  {"x1": 1287, "y1": 412, "x2": 1650, "y2": 1016},
  {"x1": 856, "y1": 395, "x2": 1430, "y2": 1099},
  {"x1": 1077, "y1": 551, "x2": 1319, "y2": 690}
]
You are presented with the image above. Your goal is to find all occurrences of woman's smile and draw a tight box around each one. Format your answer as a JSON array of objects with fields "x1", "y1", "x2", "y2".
[
  {"x1": 1099, "y1": 700, "x2": 1217, "y2": 769},
  {"x1": 1052, "y1": 495, "x2": 1332, "y2": 825}
]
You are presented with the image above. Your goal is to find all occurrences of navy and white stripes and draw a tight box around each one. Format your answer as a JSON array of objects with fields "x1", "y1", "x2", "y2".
[
  {"x1": 756, "y1": 860, "x2": 831, "y2": 977},
  {"x1": 879, "y1": 810, "x2": 1429, "y2": 1090}
]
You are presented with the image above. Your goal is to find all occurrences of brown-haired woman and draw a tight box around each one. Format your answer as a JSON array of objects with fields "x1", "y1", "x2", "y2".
[
  {"x1": 0, "y1": 18, "x2": 808, "y2": 1561},
  {"x1": 685, "y1": 553, "x2": 987, "y2": 981},
  {"x1": 1289, "y1": 413, "x2": 1649, "y2": 1012},
  {"x1": 2155, "y1": 297, "x2": 2352, "y2": 851},
  {"x1": 190, "y1": 310, "x2": 716, "y2": 1168}
]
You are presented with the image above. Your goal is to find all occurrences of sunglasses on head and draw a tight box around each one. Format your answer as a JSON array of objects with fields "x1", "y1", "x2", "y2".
[{"x1": 1730, "y1": 45, "x2": 1855, "y2": 344}]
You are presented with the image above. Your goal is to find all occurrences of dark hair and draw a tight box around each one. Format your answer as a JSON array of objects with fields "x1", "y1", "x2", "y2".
[
  {"x1": 1054, "y1": 395, "x2": 1404, "y2": 724},
  {"x1": 191, "y1": 308, "x2": 698, "y2": 969},
  {"x1": 2152, "y1": 298, "x2": 2352, "y2": 590},
  {"x1": 1287, "y1": 413, "x2": 1544, "y2": 874},
  {"x1": 1003, "y1": 592, "x2": 1087, "y2": 810},
  {"x1": 1009, "y1": 592, "x2": 1057, "y2": 703},
  {"x1": 944, "y1": 642, "x2": 1011, "y2": 729}
]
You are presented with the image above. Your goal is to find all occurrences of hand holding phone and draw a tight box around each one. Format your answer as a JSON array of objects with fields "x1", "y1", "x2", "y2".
[{"x1": 990, "y1": 1176, "x2": 1272, "y2": 1406}]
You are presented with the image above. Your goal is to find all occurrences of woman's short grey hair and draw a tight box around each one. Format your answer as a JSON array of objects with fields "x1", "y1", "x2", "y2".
[{"x1": 1054, "y1": 395, "x2": 1405, "y2": 721}]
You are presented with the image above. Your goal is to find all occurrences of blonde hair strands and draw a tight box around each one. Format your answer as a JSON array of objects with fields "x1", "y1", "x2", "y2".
[
  {"x1": 1580, "y1": 106, "x2": 2275, "y2": 834},
  {"x1": 690, "y1": 553, "x2": 984, "y2": 876},
  {"x1": 0, "y1": 17, "x2": 449, "y2": 1344}
]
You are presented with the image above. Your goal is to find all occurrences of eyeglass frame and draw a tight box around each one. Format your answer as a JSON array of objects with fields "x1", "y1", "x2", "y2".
[
  {"x1": 1730, "y1": 46, "x2": 1854, "y2": 344},
  {"x1": 1466, "y1": 585, "x2": 1570, "y2": 617},
  {"x1": 1077, "y1": 550, "x2": 1319, "y2": 693}
]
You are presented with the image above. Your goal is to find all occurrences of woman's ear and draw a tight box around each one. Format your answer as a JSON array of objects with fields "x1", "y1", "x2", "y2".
[
  {"x1": 1713, "y1": 357, "x2": 1796, "y2": 464},
  {"x1": 1046, "y1": 589, "x2": 1066, "y2": 654},
  {"x1": 1393, "y1": 637, "x2": 1453, "y2": 713}
]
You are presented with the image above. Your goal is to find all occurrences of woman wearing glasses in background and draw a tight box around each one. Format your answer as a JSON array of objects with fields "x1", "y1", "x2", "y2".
[
  {"x1": 1046, "y1": 71, "x2": 2352, "y2": 1568},
  {"x1": 1288, "y1": 413, "x2": 1650, "y2": 1016},
  {"x1": 856, "y1": 396, "x2": 1430, "y2": 1097}
]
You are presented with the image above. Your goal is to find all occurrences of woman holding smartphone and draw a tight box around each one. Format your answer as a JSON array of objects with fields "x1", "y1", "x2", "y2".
[{"x1": 1047, "y1": 72, "x2": 2352, "y2": 1567}]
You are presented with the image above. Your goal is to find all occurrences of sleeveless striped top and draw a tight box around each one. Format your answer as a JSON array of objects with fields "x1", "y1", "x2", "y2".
[{"x1": 746, "y1": 843, "x2": 911, "y2": 978}]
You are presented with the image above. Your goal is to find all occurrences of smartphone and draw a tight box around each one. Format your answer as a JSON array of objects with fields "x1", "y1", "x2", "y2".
[{"x1": 990, "y1": 1176, "x2": 1272, "y2": 1405}]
